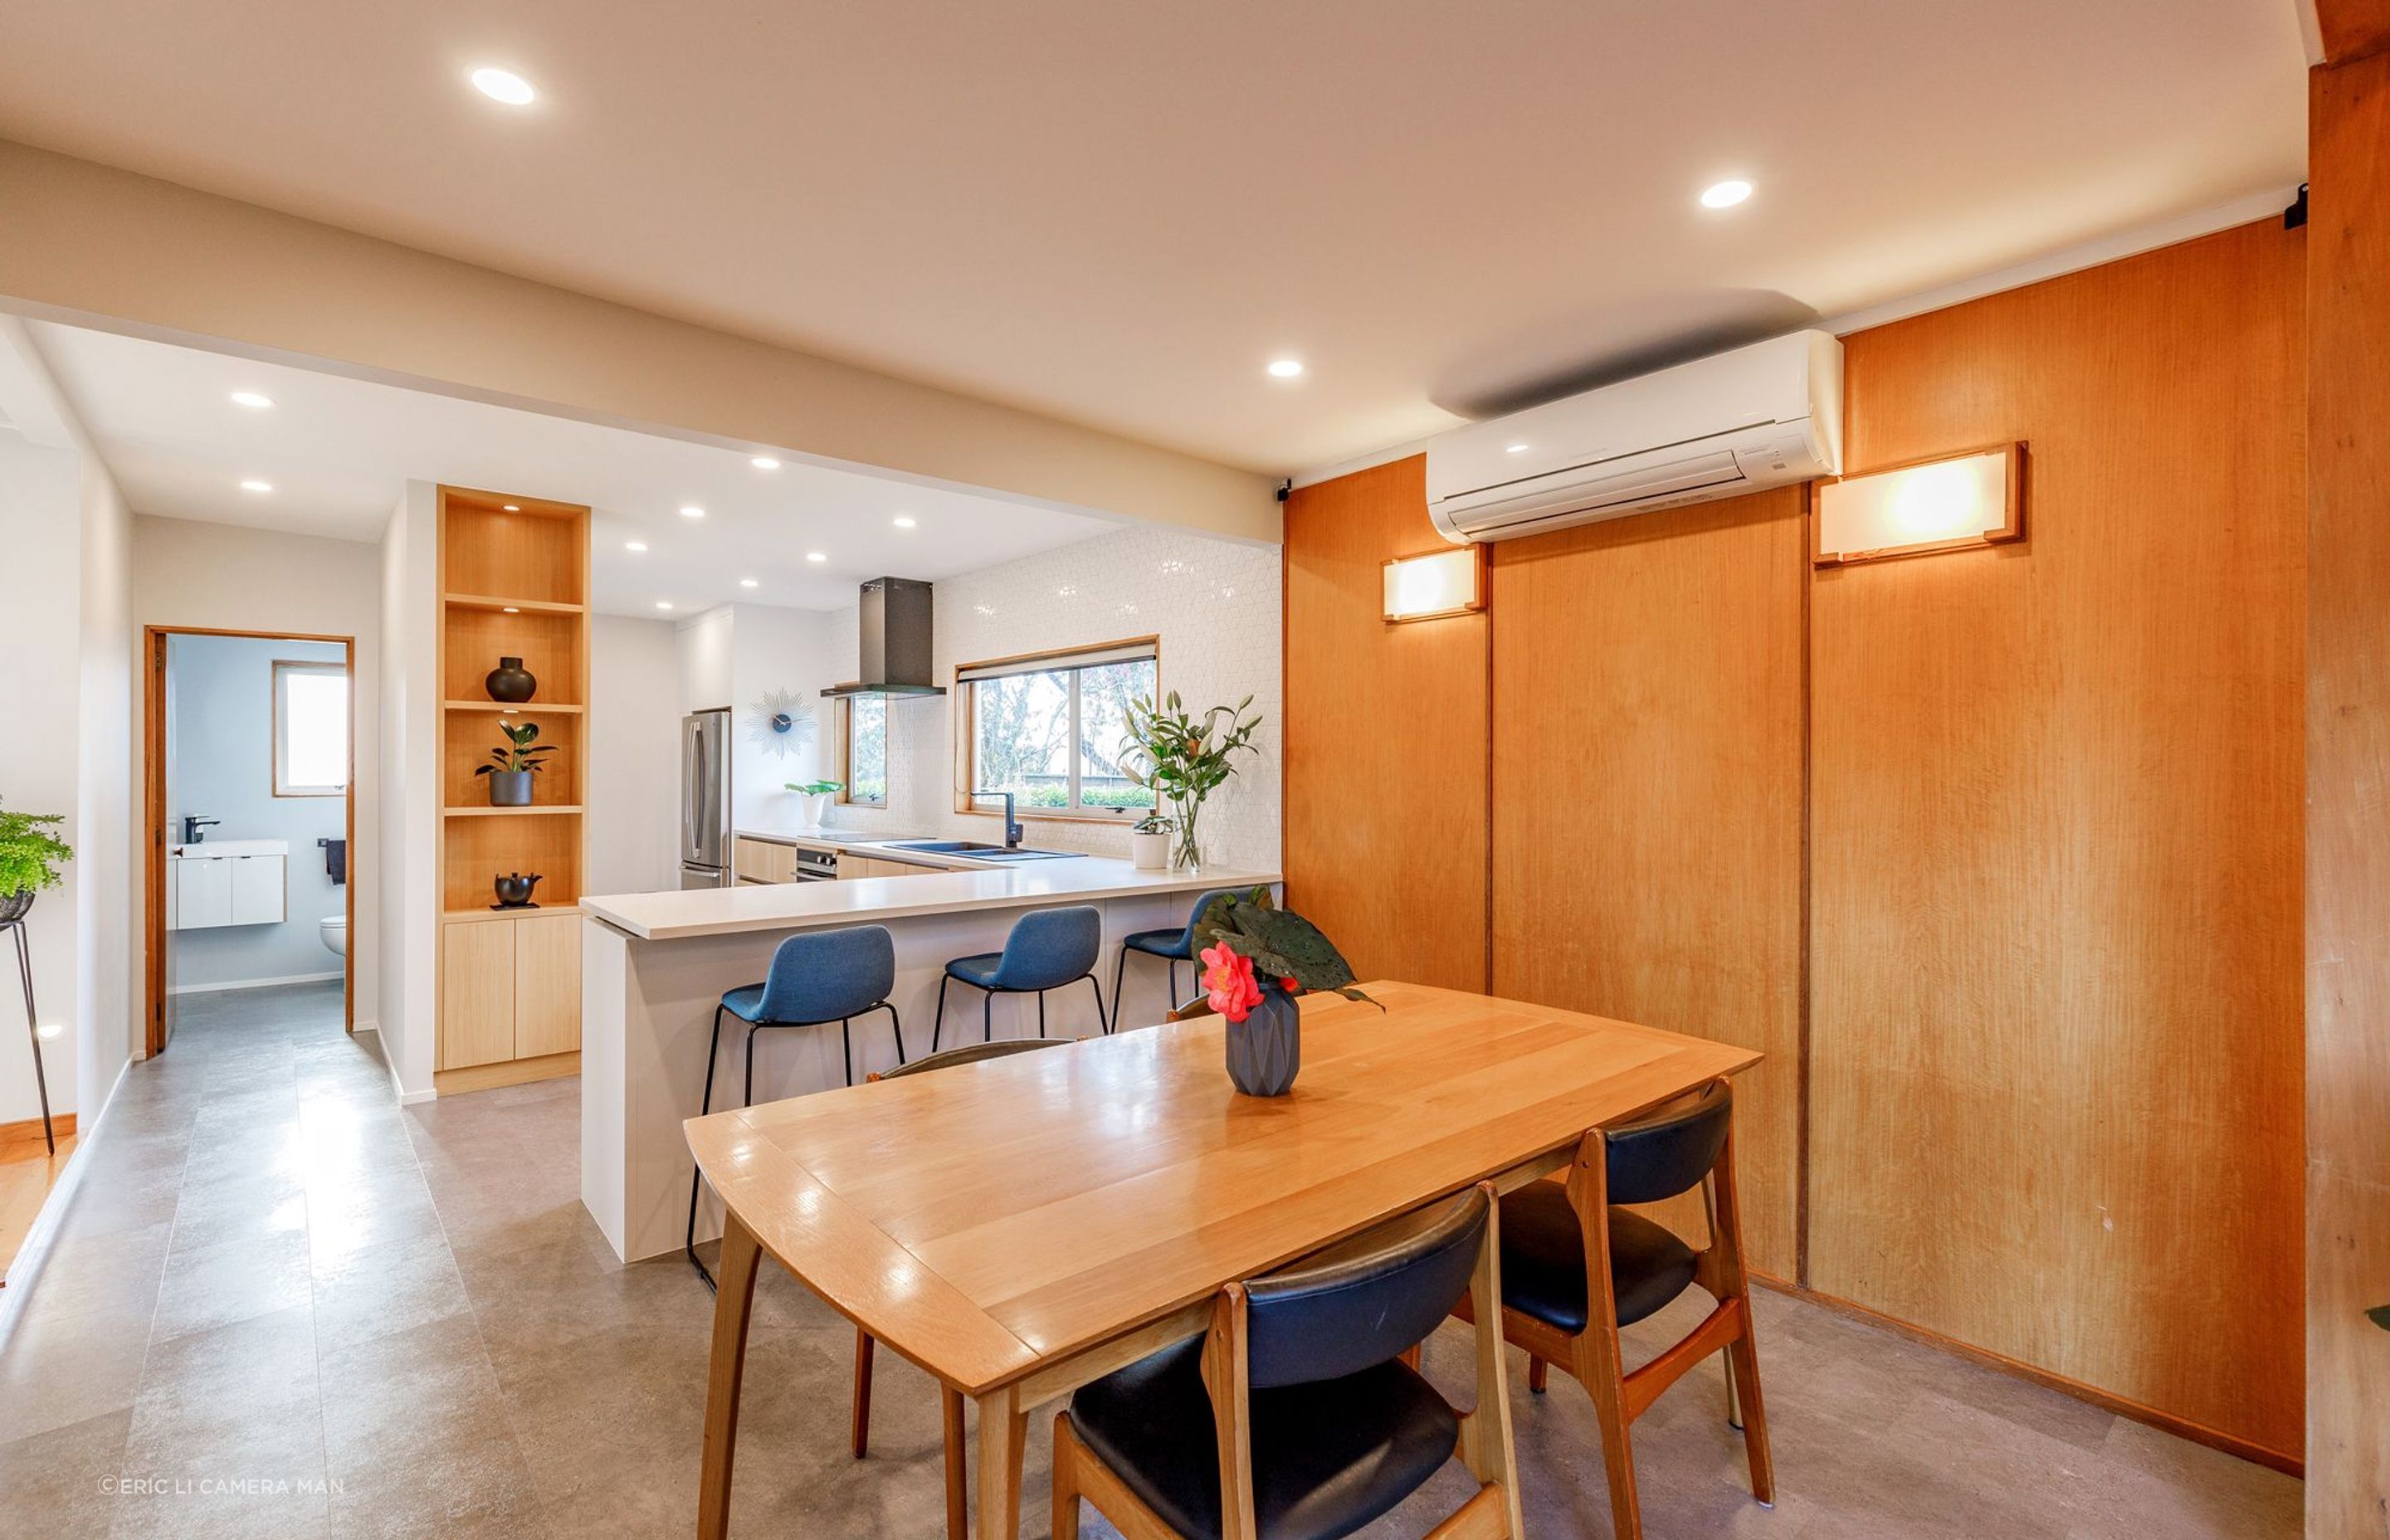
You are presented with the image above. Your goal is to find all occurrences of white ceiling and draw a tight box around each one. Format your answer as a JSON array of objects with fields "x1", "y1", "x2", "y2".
[
  {"x1": 27, "y1": 321, "x2": 1117, "y2": 616},
  {"x1": 0, "y1": 2, "x2": 2308, "y2": 475}
]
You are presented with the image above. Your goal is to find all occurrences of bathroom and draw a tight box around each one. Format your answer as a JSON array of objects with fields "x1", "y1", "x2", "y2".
[{"x1": 163, "y1": 631, "x2": 351, "y2": 1038}]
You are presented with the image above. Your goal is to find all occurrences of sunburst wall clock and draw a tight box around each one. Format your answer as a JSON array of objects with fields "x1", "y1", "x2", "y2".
[{"x1": 747, "y1": 688, "x2": 816, "y2": 759}]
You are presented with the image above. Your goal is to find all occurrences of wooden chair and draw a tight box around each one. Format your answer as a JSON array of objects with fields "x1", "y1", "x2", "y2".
[
  {"x1": 851, "y1": 1037, "x2": 1072, "y2": 1540},
  {"x1": 1051, "y1": 1182, "x2": 1524, "y2": 1540},
  {"x1": 1466, "y1": 1078, "x2": 1773, "y2": 1540}
]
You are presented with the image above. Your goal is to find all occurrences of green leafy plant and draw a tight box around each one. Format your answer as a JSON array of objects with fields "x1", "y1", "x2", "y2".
[
  {"x1": 0, "y1": 800, "x2": 74, "y2": 899},
  {"x1": 1193, "y1": 887, "x2": 1380, "y2": 1010},
  {"x1": 1117, "y1": 691, "x2": 1261, "y2": 870},
  {"x1": 473, "y1": 720, "x2": 556, "y2": 777},
  {"x1": 785, "y1": 780, "x2": 844, "y2": 796},
  {"x1": 1133, "y1": 811, "x2": 1176, "y2": 836}
]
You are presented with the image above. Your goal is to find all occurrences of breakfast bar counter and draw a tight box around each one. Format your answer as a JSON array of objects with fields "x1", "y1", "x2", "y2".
[{"x1": 578, "y1": 857, "x2": 1279, "y2": 1261}]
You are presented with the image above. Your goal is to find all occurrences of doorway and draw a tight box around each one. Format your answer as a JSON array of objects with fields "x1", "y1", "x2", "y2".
[{"x1": 142, "y1": 626, "x2": 355, "y2": 1056}]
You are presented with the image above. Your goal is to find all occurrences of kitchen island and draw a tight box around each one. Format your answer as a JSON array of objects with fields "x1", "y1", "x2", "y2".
[{"x1": 578, "y1": 851, "x2": 1279, "y2": 1262}]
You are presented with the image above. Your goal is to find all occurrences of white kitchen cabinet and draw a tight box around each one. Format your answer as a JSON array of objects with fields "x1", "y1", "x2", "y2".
[
  {"x1": 173, "y1": 855, "x2": 232, "y2": 929},
  {"x1": 229, "y1": 855, "x2": 286, "y2": 925}
]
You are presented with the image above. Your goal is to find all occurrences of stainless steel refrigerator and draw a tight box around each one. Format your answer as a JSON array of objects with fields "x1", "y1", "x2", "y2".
[{"x1": 680, "y1": 709, "x2": 732, "y2": 889}]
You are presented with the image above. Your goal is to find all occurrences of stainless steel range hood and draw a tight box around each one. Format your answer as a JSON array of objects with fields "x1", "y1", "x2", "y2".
[{"x1": 822, "y1": 577, "x2": 946, "y2": 699}]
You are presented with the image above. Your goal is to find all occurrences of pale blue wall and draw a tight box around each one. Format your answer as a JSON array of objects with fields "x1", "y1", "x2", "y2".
[{"x1": 166, "y1": 634, "x2": 349, "y2": 992}]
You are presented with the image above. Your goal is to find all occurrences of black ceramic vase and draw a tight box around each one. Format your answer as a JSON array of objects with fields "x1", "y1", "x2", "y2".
[
  {"x1": 485, "y1": 656, "x2": 537, "y2": 704},
  {"x1": 1224, "y1": 987, "x2": 1300, "y2": 1096}
]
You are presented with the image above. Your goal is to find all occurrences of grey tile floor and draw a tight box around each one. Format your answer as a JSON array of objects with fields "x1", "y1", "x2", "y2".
[{"x1": 0, "y1": 980, "x2": 2303, "y2": 1537}]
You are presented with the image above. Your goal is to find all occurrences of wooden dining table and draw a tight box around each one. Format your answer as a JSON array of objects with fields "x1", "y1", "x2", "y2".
[{"x1": 687, "y1": 978, "x2": 1762, "y2": 1538}]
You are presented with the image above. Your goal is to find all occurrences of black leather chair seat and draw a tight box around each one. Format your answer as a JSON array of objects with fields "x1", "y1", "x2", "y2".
[
  {"x1": 1066, "y1": 1334, "x2": 1459, "y2": 1540},
  {"x1": 1499, "y1": 1182, "x2": 1699, "y2": 1333}
]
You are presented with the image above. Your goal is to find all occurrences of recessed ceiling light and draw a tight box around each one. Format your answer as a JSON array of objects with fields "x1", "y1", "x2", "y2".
[
  {"x1": 502, "y1": 607, "x2": 520, "y2": 614},
  {"x1": 625, "y1": 540, "x2": 648, "y2": 553},
  {"x1": 655, "y1": 601, "x2": 674, "y2": 612},
  {"x1": 739, "y1": 578, "x2": 758, "y2": 588},
  {"x1": 679, "y1": 504, "x2": 705, "y2": 519},
  {"x1": 892, "y1": 515, "x2": 917, "y2": 529},
  {"x1": 471, "y1": 67, "x2": 536, "y2": 105},
  {"x1": 750, "y1": 456, "x2": 780, "y2": 470},
  {"x1": 1505, "y1": 443, "x2": 1529, "y2": 454},
  {"x1": 230, "y1": 391, "x2": 273, "y2": 410},
  {"x1": 1266, "y1": 358, "x2": 1304, "y2": 378},
  {"x1": 1700, "y1": 178, "x2": 1753, "y2": 209},
  {"x1": 240, "y1": 479, "x2": 273, "y2": 493},
  {"x1": 502, "y1": 503, "x2": 520, "y2": 511},
  {"x1": 805, "y1": 552, "x2": 827, "y2": 563}
]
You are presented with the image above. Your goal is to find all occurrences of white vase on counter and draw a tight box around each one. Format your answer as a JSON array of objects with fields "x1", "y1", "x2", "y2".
[
  {"x1": 1129, "y1": 828, "x2": 1170, "y2": 870},
  {"x1": 804, "y1": 792, "x2": 833, "y2": 827}
]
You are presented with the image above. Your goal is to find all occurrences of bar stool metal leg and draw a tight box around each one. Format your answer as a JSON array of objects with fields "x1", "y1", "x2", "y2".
[
  {"x1": 932, "y1": 974, "x2": 952, "y2": 1053},
  {"x1": 883, "y1": 1002, "x2": 907, "y2": 1066},
  {"x1": 1081, "y1": 974, "x2": 1105, "y2": 1031},
  {"x1": 1108, "y1": 944, "x2": 1131, "y2": 1034},
  {"x1": 685, "y1": 1003, "x2": 732, "y2": 1291},
  {"x1": 982, "y1": 988, "x2": 993, "y2": 1043},
  {"x1": 1036, "y1": 991, "x2": 1046, "y2": 1038}
]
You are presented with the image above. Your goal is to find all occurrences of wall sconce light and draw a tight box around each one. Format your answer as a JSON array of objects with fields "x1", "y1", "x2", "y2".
[
  {"x1": 1382, "y1": 546, "x2": 1487, "y2": 621},
  {"x1": 1814, "y1": 442, "x2": 2025, "y2": 567}
]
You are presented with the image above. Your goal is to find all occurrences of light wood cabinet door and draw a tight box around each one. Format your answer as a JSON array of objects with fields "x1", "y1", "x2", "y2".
[
  {"x1": 439, "y1": 922, "x2": 517, "y2": 1071},
  {"x1": 837, "y1": 852, "x2": 876, "y2": 880},
  {"x1": 513, "y1": 912, "x2": 582, "y2": 1059}
]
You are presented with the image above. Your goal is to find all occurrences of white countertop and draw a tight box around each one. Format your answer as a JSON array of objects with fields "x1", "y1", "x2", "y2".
[{"x1": 581, "y1": 858, "x2": 1280, "y2": 942}]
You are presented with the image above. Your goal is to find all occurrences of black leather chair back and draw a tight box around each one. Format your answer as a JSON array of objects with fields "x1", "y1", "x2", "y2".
[
  {"x1": 877, "y1": 1038, "x2": 1069, "y2": 1079},
  {"x1": 1604, "y1": 1079, "x2": 1733, "y2": 1206},
  {"x1": 1242, "y1": 1187, "x2": 1487, "y2": 1390}
]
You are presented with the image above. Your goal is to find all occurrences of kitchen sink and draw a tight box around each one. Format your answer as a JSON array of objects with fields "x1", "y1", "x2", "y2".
[{"x1": 879, "y1": 840, "x2": 1083, "y2": 862}]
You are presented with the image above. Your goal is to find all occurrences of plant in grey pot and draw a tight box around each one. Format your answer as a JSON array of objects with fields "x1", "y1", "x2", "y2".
[
  {"x1": 1191, "y1": 887, "x2": 1379, "y2": 1097},
  {"x1": 0, "y1": 799, "x2": 73, "y2": 924},
  {"x1": 474, "y1": 720, "x2": 556, "y2": 807}
]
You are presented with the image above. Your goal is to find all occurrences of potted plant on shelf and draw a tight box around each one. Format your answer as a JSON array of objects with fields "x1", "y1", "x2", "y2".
[
  {"x1": 1192, "y1": 887, "x2": 1378, "y2": 1096},
  {"x1": 0, "y1": 799, "x2": 73, "y2": 925},
  {"x1": 474, "y1": 721, "x2": 555, "y2": 807},
  {"x1": 1117, "y1": 691, "x2": 1262, "y2": 872},
  {"x1": 1128, "y1": 812, "x2": 1174, "y2": 870},
  {"x1": 785, "y1": 779, "x2": 843, "y2": 828}
]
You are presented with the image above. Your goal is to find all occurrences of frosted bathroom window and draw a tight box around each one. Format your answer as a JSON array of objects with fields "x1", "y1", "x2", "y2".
[{"x1": 274, "y1": 661, "x2": 349, "y2": 797}]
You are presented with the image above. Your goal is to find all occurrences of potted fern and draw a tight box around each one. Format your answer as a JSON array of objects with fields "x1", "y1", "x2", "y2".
[
  {"x1": 0, "y1": 800, "x2": 74, "y2": 925},
  {"x1": 475, "y1": 721, "x2": 556, "y2": 807}
]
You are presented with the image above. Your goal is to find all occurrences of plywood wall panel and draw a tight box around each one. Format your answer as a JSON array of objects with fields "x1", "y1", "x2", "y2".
[
  {"x1": 1489, "y1": 489, "x2": 1807, "y2": 1280},
  {"x1": 1809, "y1": 222, "x2": 2306, "y2": 1460},
  {"x1": 1282, "y1": 456, "x2": 1489, "y2": 991},
  {"x1": 2305, "y1": 47, "x2": 2390, "y2": 1531}
]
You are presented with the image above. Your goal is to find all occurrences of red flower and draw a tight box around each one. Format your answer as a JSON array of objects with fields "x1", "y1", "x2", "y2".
[
  {"x1": 1199, "y1": 942, "x2": 1262, "y2": 1023},
  {"x1": 1278, "y1": 977, "x2": 1301, "y2": 994}
]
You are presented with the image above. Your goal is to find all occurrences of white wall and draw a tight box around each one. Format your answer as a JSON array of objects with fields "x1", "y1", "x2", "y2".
[
  {"x1": 673, "y1": 602, "x2": 843, "y2": 841},
  {"x1": 0, "y1": 318, "x2": 137, "y2": 1128},
  {"x1": 377, "y1": 482, "x2": 439, "y2": 1099},
  {"x1": 806, "y1": 524, "x2": 1282, "y2": 870},
  {"x1": 163, "y1": 634, "x2": 349, "y2": 991},
  {"x1": 588, "y1": 615, "x2": 680, "y2": 895},
  {"x1": 0, "y1": 436, "x2": 91, "y2": 1124},
  {"x1": 676, "y1": 606, "x2": 732, "y2": 714},
  {"x1": 131, "y1": 516, "x2": 383, "y2": 1025}
]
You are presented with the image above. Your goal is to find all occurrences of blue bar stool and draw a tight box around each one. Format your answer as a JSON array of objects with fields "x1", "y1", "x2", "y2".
[
  {"x1": 685, "y1": 924, "x2": 901, "y2": 1289},
  {"x1": 931, "y1": 905, "x2": 1105, "y2": 1050},
  {"x1": 1107, "y1": 886, "x2": 1239, "y2": 1032}
]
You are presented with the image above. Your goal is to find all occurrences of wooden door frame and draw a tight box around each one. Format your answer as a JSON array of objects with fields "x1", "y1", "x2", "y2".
[{"x1": 144, "y1": 625, "x2": 357, "y2": 1056}]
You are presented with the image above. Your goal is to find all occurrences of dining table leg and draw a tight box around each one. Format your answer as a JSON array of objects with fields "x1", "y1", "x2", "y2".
[
  {"x1": 697, "y1": 1211, "x2": 763, "y2": 1540},
  {"x1": 972, "y1": 1382, "x2": 1027, "y2": 1539}
]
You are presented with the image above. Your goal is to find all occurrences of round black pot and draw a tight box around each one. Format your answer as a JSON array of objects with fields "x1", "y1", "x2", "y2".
[{"x1": 485, "y1": 656, "x2": 538, "y2": 704}]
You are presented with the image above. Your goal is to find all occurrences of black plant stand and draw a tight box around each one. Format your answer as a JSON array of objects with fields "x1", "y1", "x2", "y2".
[{"x1": 2, "y1": 919, "x2": 55, "y2": 1155}]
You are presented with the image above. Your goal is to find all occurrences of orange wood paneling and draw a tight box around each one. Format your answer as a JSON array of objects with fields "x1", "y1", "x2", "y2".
[
  {"x1": 1282, "y1": 456, "x2": 1489, "y2": 990},
  {"x1": 1489, "y1": 489, "x2": 1807, "y2": 1280},
  {"x1": 1809, "y1": 221, "x2": 2306, "y2": 1461},
  {"x1": 2306, "y1": 47, "x2": 2390, "y2": 1530},
  {"x1": 2317, "y1": 0, "x2": 2390, "y2": 65}
]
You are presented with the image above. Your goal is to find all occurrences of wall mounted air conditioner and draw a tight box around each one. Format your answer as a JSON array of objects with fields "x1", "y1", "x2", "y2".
[{"x1": 1425, "y1": 330, "x2": 1843, "y2": 544}]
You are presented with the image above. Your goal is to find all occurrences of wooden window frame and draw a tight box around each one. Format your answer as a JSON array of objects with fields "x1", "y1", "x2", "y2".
[
  {"x1": 952, "y1": 636, "x2": 1161, "y2": 826},
  {"x1": 271, "y1": 659, "x2": 350, "y2": 798},
  {"x1": 839, "y1": 695, "x2": 887, "y2": 807}
]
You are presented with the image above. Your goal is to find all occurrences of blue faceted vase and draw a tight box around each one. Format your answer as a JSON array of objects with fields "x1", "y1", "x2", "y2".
[{"x1": 1225, "y1": 987, "x2": 1301, "y2": 1096}]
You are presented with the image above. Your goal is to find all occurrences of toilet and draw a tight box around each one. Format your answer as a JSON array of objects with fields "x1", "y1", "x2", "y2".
[{"x1": 319, "y1": 914, "x2": 347, "y2": 957}]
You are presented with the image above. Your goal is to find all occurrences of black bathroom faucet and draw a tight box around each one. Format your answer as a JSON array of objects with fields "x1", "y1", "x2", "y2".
[{"x1": 182, "y1": 814, "x2": 221, "y2": 844}]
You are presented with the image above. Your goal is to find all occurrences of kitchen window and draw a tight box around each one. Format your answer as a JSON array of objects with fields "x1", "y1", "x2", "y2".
[
  {"x1": 956, "y1": 639, "x2": 1158, "y2": 820},
  {"x1": 841, "y1": 694, "x2": 887, "y2": 807},
  {"x1": 272, "y1": 660, "x2": 349, "y2": 797}
]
